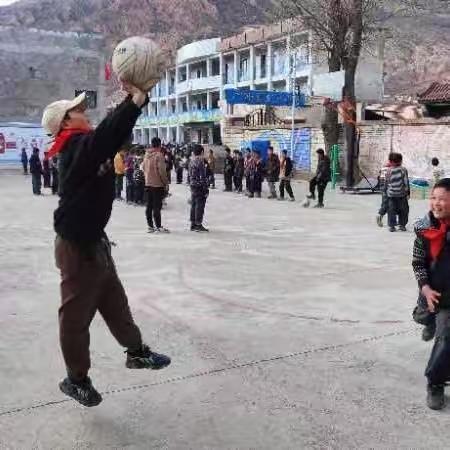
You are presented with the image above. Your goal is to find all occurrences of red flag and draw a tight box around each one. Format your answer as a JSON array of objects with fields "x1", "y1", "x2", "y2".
[{"x1": 105, "y1": 62, "x2": 112, "y2": 81}]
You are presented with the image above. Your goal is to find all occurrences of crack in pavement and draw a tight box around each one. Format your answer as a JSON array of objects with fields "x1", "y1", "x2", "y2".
[{"x1": 0, "y1": 328, "x2": 413, "y2": 419}]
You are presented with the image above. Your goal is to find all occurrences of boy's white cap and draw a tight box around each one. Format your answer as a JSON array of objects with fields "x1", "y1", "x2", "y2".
[{"x1": 41, "y1": 92, "x2": 87, "y2": 136}]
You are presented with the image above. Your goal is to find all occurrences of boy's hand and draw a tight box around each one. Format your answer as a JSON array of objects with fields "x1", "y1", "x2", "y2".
[
  {"x1": 422, "y1": 285, "x2": 441, "y2": 313},
  {"x1": 120, "y1": 80, "x2": 147, "y2": 108}
]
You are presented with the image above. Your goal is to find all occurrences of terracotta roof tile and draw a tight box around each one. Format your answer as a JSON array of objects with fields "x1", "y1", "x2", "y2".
[{"x1": 418, "y1": 81, "x2": 450, "y2": 103}]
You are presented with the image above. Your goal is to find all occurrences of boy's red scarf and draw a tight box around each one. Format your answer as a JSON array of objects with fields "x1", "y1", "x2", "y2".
[
  {"x1": 422, "y1": 219, "x2": 450, "y2": 261},
  {"x1": 47, "y1": 128, "x2": 90, "y2": 158}
]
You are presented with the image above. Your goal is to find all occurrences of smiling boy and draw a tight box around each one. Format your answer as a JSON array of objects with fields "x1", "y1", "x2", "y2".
[{"x1": 412, "y1": 178, "x2": 450, "y2": 410}]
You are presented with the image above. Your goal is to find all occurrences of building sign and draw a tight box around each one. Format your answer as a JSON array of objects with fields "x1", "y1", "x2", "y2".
[
  {"x1": 224, "y1": 89, "x2": 305, "y2": 107},
  {"x1": 0, "y1": 125, "x2": 48, "y2": 165},
  {"x1": 137, "y1": 109, "x2": 223, "y2": 127}
]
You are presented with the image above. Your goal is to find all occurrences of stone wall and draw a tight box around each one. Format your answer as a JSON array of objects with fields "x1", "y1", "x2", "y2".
[
  {"x1": 0, "y1": 26, "x2": 107, "y2": 124},
  {"x1": 358, "y1": 120, "x2": 450, "y2": 179}
]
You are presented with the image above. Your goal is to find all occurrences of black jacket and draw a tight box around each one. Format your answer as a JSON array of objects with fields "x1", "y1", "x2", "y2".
[
  {"x1": 266, "y1": 154, "x2": 280, "y2": 182},
  {"x1": 54, "y1": 96, "x2": 144, "y2": 243},
  {"x1": 413, "y1": 213, "x2": 450, "y2": 308},
  {"x1": 316, "y1": 156, "x2": 331, "y2": 183},
  {"x1": 29, "y1": 154, "x2": 42, "y2": 174},
  {"x1": 234, "y1": 156, "x2": 245, "y2": 178},
  {"x1": 224, "y1": 155, "x2": 235, "y2": 174}
]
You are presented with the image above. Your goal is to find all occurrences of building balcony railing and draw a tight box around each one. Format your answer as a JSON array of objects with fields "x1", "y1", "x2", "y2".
[
  {"x1": 137, "y1": 108, "x2": 223, "y2": 127},
  {"x1": 177, "y1": 75, "x2": 221, "y2": 94}
]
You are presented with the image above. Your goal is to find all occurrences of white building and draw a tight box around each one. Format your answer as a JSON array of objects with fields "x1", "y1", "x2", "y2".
[
  {"x1": 133, "y1": 20, "x2": 383, "y2": 146},
  {"x1": 134, "y1": 38, "x2": 222, "y2": 146},
  {"x1": 219, "y1": 20, "x2": 383, "y2": 104},
  {"x1": 220, "y1": 24, "x2": 312, "y2": 99}
]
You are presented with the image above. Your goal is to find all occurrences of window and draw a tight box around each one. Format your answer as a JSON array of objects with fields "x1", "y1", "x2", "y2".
[
  {"x1": 239, "y1": 58, "x2": 249, "y2": 81},
  {"x1": 211, "y1": 58, "x2": 220, "y2": 76},
  {"x1": 260, "y1": 55, "x2": 266, "y2": 78},
  {"x1": 224, "y1": 63, "x2": 229, "y2": 83},
  {"x1": 75, "y1": 90, "x2": 97, "y2": 109}
]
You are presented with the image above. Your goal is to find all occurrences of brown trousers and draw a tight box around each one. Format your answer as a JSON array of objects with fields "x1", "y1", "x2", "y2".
[{"x1": 55, "y1": 236, "x2": 142, "y2": 381}]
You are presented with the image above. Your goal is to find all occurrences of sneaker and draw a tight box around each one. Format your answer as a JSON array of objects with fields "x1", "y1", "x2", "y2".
[
  {"x1": 313, "y1": 203, "x2": 324, "y2": 208},
  {"x1": 389, "y1": 227, "x2": 396, "y2": 232},
  {"x1": 376, "y1": 215, "x2": 383, "y2": 228},
  {"x1": 399, "y1": 226, "x2": 407, "y2": 232},
  {"x1": 307, "y1": 193, "x2": 315, "y2": 200},
  {"x1": 195, "y1": 224, "x2": 209, "y2": 233},
  {"x1": 148, "y1": 226, "x2": 156, "y2": 233},
  {"x1": 156, "y1": 227, "x2": 170, "y2": 233},
  {"x1": 126, "y1": 344, "x2": 171, "y2": 370},
  {"x1": 427, "y1": 384, "x2": 445, "y2": 410},
  {"x1": 59, "y1": 377, "x2": 102, "y2": 407},
  {"x1": 278, "y1": 197, "x2": 285, "y2": 201},
  {"x1": 422, "y1": 323, "x2": 436, "y2": 342},
  {"x1": 289, "y1": 197, "x2": 296, "y2": 202},
  {"x1": 190, "y1": 224, "x2": 198, "y2": 231}
]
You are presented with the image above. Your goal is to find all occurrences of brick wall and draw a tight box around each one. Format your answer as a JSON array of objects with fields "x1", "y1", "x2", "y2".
[{"x1": 358, "y1": 121, "x2": 450, "y2": 179}]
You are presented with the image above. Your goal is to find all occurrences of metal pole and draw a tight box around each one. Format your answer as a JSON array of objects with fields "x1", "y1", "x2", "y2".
[{"x1": 290, "y1": 50, "x2": 296, "y2": 160}]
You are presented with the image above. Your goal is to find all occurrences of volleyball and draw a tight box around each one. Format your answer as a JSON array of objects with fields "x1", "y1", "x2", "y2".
[{"x1": 112, "y1": 36, "x2": 166, "y2": 92}]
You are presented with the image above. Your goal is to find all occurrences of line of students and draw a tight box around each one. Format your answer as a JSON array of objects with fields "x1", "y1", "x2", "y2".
[{"x1": 223, "y1": 146, "x2": 298, "y2": 201}]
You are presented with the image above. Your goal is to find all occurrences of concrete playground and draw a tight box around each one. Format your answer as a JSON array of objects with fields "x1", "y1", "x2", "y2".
[{"x1": 0, "y1": 171, "x2": 446, "y2": 449}]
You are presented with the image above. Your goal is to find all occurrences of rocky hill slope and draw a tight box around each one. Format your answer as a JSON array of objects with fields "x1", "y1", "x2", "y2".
[{"x1": 0, "y1": 0, "x2": 448, "y2": 95}]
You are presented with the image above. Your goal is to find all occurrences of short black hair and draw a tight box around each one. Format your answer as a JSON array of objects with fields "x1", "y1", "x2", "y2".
[
  {"x1": 432, "y1": 157, "x2": 440, "y2": 167},
  {"x1": 317, "y1": 148, "x2": 325, "y2": 155},
  {"x1": 392, "y1": 153, "x2": 403, "y2": 164},
  {"x1": 151, "y1": 137, "x2": 161, "y2": 148},
  {"x1": 193, "y1": 144, "x2": 204, "y2": 156},
  {"x1": 225, "y1": 147, "x2": 231, "y2": 154},
  {"x1": 282, "y1": 150, "x2": 288, "y2": 155},
  {"x1": 269, "y1": 146, "x2": 274, "y2": 150},
  {"x1": 388, "y1": 152, "x2": 396, "y2": 162},
  {"x1": 433, "y1": 178, "x2": 450, "y2": 192}
]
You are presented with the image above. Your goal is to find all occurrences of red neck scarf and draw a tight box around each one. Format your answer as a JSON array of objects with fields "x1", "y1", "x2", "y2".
[
  {"x1": 47, "y1": 128, "x2": 90, "y2": 158},
  {"x1": 422, "y1": 219, "x2": 450, "y2": 261}
]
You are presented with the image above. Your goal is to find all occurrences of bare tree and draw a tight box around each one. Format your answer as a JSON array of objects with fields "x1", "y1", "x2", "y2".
[{"x1": 270, "y1": 0, "x2": 435, "y2": 185}]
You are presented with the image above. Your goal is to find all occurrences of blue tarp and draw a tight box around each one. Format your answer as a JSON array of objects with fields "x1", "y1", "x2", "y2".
[{"x1": 225, "y1": 89, "x2": 305, "y2": 107}]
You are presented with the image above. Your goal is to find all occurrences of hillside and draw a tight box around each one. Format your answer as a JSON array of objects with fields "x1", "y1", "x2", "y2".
[{"x1": 0, "y1": 0, "x2": 449, "y2": 95}]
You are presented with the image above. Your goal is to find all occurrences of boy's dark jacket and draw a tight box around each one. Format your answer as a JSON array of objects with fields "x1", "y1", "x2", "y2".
[
  {"x1": 413, "y1": 212, "x2": 450, "y2": 308},
  {"x1": 54, "y1": 96, "x2": 144, "y2": 244}
]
